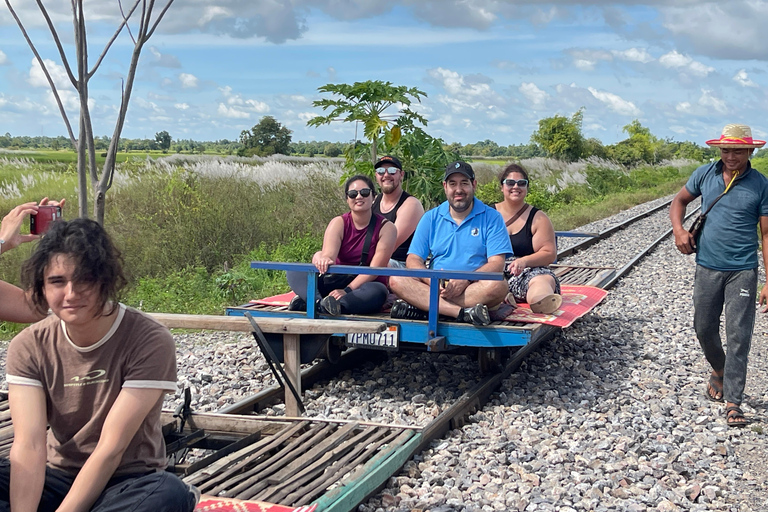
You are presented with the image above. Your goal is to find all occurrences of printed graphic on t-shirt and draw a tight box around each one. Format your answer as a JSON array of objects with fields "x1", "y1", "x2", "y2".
[{"x1": 65, "y1": 368, "x2": 109, "y2": 387}]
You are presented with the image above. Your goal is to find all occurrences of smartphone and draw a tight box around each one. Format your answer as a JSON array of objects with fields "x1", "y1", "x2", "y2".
[{"x1": 30, "y1": 205, "x2": 62, "y2": 235}]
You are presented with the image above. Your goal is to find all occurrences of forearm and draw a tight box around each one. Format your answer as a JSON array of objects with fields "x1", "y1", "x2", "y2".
[
  {"x1": 669, "y1": 199, "x2": 688, "y2": 234},
  {"x1": 9, "y1": 444, "x2": 47, "y2": 512},
  {"x1": 516, "y1": 249, "x2": 556, "y2": 269},
  {"x1": 475, "y1": 259, "x2": 506, "y2": 274},
  {"x1": 56, "y1": 448, "x2": 122, "y2": 512}
]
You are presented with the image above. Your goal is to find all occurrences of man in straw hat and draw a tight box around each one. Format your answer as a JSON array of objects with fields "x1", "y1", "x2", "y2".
[{"x1": 670, "y1": 123, "x2": 768, "y2": 428}]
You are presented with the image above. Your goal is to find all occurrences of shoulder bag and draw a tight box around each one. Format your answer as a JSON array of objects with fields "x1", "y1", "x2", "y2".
[
  {"x1": 318, "y1": 215, "x2": 379, "y2": 294},
  {"x1": 688, "y1": 170, "x2": 739, "y2": 250}
]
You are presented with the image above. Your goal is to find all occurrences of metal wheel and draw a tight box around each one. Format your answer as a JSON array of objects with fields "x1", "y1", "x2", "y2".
[{"x1": 478, "y1": 347, "x2": 504, "y2": 374}]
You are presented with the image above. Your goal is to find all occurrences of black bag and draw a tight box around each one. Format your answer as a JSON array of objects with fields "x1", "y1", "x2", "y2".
[{"x1": 319, "y1": 214, "x2": 378, "y2": 294}]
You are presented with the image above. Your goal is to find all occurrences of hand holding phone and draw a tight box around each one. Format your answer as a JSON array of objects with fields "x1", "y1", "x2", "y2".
[{"x1": 30, "y1": 205, "x2": 62, "y2": 235}]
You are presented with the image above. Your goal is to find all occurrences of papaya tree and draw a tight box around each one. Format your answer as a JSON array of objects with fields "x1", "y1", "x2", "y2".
[{"x1": 307, "y1": 80, "x2": 427, "y2": 168}]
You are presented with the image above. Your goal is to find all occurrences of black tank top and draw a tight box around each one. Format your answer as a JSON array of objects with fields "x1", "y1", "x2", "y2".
[
  {"x1": 372, "y1": 190, "x2": 414, "y2": 261},
  {"x1": 492, "y1": 204, "x2": 539, "y2": 257}
]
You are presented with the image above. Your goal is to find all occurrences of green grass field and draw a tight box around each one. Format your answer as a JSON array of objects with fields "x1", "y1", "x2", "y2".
[{"x1": 0, "y1": 149, "x2": 700, "y2": 338}]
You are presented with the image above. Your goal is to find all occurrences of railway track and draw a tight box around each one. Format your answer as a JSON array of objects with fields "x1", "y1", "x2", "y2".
[
  {"x1": 157, "y1": 196, "x2": 701, "y2": 510},
  {"x1": 0, "y1": 196, "x2": 703, "y2": 511}
]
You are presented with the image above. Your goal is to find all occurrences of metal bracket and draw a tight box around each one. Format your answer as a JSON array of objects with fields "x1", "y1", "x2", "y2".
[
  {"x1": 244, "y1": 312, "x2": 305, "y2": 414},
  {"x1": 173, "y1": 387, "x2": 192, "y2": 433}
]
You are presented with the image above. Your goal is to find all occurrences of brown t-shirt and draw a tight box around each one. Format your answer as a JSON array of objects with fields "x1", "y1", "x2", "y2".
[{"x1": 6, "y1": 305, "x2": 177, "y2": 476}]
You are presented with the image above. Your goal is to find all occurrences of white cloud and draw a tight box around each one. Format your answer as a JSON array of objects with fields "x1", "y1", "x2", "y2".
[
  {"x1": 175, "y1": 103, "x2": 190, "y2": 110},
  {"x1": 676, "y1": 102, "x2": 693, "y2": 113},
  {"x1": 217, "y1": 103, "x2": 250, "y2": 119},
  {"x1": 658, "y1": 50, "x2": 714, "y2": 77},
  {"x1": 587, "y1": 87, "x2": 640, "y2": 116},
  {"x1": 148, "y1": 47, "x2": 181, "y2": 68},
  {"x1": 519, "y1": 82, "x2": 548, "y2": 108},
  {"x1": 219, "y1": 86, "x2": 270, "y2": 114},
  {"x1": 179, "y1": 73, "x2": 199, "y2": 88},
  {"x1": 733, "y1": 69, "x2": 757, "y2": 87},
  {"x1": 298, "y1": 112, "x2": 318, "y2": 122},
  {"x1": 698, "y1": 89, "x2": 727, "y2": 114},
  {"x1": 566, "y1": 49, "x2": 613, "y2": 71},
  {"x1": 611, "y1": 48, "x2": 653, "y2": 63},
  {"x1": 28, "y1": 58, "x2": 70, "y2": 89},
  {"x1": 0, "y1": 51, "x2": 7, "y2": 66}
]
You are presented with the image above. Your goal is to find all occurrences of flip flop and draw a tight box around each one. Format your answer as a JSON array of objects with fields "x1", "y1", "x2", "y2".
[
  {"x1": 530, "y1": 294, "x2": 562, "y2": 314},
  {"x1": 705, "y1": 374, "x2": 724, "y2": 402},
  {"x1": 726, "y1": 405, "x2": 748, "y2": 428}
]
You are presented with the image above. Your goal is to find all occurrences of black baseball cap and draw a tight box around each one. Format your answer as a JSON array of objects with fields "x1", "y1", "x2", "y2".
[
  {"x1": 374, "y1": 155, "x2": 403, "y2": 170},
  {"x1": 444, "y1": 161, "x2": 475, "y2": 181}
]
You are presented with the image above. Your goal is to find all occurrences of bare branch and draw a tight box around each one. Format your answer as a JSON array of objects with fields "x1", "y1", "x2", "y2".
[
  {"x1": 146, "y1": 0, "x2": 175, "y2": 40},
  {"x1": 5, "y1": 0, "x2": 77, "y2": 148},
  {"x1": 90, "y1": 0, "x2": 141, "y2": 77},
  {"x1": 35, "y1": 0, "x2": 77, "y2": 88},
  {"x1": 118, "y1": 0, "x2": 138, "y2": 45}
]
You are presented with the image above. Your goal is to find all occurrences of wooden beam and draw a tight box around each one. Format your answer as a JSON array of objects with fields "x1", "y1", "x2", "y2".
[
  {"x1": 283, "y1": 333, "x2": 301, "y2": 417},
  {"x1": 149, "y1": 313, "x2": 386, "y2": 334}
]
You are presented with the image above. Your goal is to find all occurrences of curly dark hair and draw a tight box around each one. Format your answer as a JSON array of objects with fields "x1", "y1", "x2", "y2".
[
  {"x1": 21, "y1": 218, "x2": 127, "y2": 316},
  {"x1": 344, "y1": 174, "x2": 375, "y2": 194},
  {"x1": 498, "y1": 163, "x2": 529, "y2": 184}
]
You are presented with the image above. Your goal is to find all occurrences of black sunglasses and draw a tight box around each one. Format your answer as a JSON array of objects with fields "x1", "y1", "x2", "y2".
[
  {"x1": 346, "y1": 188, "x2": 372, "y2": 199},
  {"x1": 376, "y1": 166, "x2": 400, "y2": 175},
  {"x1": 503, "y1": 179, "x2": 529, "y2": 188}
]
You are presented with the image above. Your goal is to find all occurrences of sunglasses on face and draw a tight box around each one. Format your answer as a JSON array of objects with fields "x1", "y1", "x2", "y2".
[
  {"x1": 503, "y1": 179, "x2": 529, "y2": 188},
  {"x1": 346, "y1": 188, "x2": 372, "y2": 199},
  {"x1": 376, "y1": 166, "x2": 400, "y2": 175}
]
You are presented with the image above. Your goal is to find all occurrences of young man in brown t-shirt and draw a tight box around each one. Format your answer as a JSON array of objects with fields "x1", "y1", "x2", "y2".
[{"x1": 0, "y1": 219, "x2": 197, "y2": 512}]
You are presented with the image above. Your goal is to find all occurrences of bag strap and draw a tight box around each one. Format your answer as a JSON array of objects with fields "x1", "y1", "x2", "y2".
[
  {"x1": 505, "y1": 204, "x2": 529, "y2": 227},
  {"x1": 359, "y1": 214, "x2": 378, "y2": 265},
  {"x1": 703, "y1": 169, "x2": 740, "y2": 216}
]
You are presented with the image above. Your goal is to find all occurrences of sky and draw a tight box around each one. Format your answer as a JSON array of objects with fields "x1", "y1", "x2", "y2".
[{"x1": 1, "y1": 0, "x2": 768, "y2": 147}]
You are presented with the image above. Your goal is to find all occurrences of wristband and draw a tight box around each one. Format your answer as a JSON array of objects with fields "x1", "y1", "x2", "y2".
[
  {"x1": 344, "y1": 286, "x2": 352, "y2": 294},
  {"x1": 0, "y1": 239, "x2": 5, "y2": 254}
]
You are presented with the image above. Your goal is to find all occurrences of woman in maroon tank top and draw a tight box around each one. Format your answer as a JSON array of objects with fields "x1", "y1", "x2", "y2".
[
  {"x1": 287, "y1": 175, "x2": 397, "y2": 315},
  {"x1": 493, "y1": 164, "x2": 562, "y2": 314}
]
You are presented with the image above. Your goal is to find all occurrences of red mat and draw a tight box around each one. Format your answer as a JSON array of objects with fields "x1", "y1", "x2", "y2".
[
  {"x1": 496, "y1": 285, "x2": 608, "y2": 328},
  {"x1": 249, "y1": 286, "x2": 607, "y2": 328},
  {"x1": 195, "y1": 496, "x2": 316, "y2": 512},
  {"x1": 251, "y1": 292, "x2": 294, "y2": 306}
]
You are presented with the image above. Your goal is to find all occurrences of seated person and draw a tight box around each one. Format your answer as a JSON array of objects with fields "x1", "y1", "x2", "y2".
[
  {"x1": 388, "y1": 162, "x2": 511, "y2": 326},
  {"x1": 0, "y1": 198, "x2": 65, "y2": 323},
  {"x1": 287, "y1": 174, "x2": 396, "y2": 316},
  {"x1": 493, "y1": 164, "x2": 562, "y2": 314},
  {"x1": 0, "y1": 218, "x2": 198, "y2": 512},
  {"x1": 371, "y1": 155, "x2": 425, "y2": 268}
]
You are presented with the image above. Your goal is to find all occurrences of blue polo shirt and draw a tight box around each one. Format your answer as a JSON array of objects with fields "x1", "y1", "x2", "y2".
[
  {"x1": 408, "y1": 197, "x2": 513, "y2": 270},
  {"x1": 685, "y1": 160, "x2": 768, "y2": 271}
]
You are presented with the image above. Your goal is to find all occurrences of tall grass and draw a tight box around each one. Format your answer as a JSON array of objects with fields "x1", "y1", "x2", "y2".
[{"x1": 0, "y1": 153, "x2": 701, "y2": 336}]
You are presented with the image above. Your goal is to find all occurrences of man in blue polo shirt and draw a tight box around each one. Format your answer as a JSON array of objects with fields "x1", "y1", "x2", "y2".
[
  {"x1": 389, "y1": 161, "x2": 511, "y2": 325},
  {"x1": 670, "y1": 123, "x2": 768, "y2": 428}
]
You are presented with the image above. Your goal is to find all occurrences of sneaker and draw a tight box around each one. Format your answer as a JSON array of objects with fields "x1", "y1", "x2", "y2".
[
  {"x1": 288, "y1": 295, "x2": 306, "y2": 311},
  {"x1": 390, "y1": 299, "x2": 428, "y2": 320},
  {"x1": 319, "y1": 295, "x2": 341, "y2": 316},
  {"x1": 462, "y1": 304, "x2": 491, "y2": 326}
]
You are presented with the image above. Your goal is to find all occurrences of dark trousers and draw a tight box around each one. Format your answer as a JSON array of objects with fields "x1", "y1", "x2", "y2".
[
  {"x1": 0, "y1": 459, "x2": 197, "y2": 512},
  {"x1": 287, "y1": 271, "x2": 388, "y2": 314},
  {"x1": 693, "y1": 265, "x2": 757, "y2": 405}
]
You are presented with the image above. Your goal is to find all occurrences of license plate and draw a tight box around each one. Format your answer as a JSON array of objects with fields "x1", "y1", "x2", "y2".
[{"x1": 346, "y1": 325, "x2": 398, "y2": 350}]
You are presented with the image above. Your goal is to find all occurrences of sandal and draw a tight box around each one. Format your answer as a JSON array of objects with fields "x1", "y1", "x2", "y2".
[
  {"x1": 705, "y1": 374, "x2": 724, "y2": 402},
  {"x1": 726, "y1": 405, "x2": 748, "y2": 428}
]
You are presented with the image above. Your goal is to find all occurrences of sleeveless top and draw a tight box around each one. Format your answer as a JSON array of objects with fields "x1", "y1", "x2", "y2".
[
  {"x1": 492, "y1": 204, "x2": 539, "y2": 257},
  {"x1": 337, "y1": 212, "x2": 388, "y2": 284},
  {"x1": 372, "y1": 190, "x2": 414, "y2": 261}
]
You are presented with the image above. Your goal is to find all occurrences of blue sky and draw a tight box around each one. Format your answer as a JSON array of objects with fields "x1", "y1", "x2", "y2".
[{"x1": 2, "y1": 1, "x2": 768, "y2": 146}]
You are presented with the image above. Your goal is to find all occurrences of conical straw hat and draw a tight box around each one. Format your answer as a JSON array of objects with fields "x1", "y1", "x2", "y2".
[{"x1": 706, "y1": 124, "x2": 765, "y2": 148}]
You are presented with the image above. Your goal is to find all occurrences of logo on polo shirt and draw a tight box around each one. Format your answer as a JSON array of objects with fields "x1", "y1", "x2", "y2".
[
  {"x1": 65, "y1": 369, "x2": 109, "y2": 387},
  {"x1": 471, "y1": 227, "x2": 479, "y2": 236}
]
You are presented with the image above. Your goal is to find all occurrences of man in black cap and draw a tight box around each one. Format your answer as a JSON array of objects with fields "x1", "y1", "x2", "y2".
[
  {"x1": 372, "y1": 155, "x2": 424, "y2": 267},
  {"x1": 388, "y1": 161, "x2": 512, "y2": 325}
]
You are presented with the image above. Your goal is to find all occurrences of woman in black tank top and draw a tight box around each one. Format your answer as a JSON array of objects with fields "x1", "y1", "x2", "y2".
[{"x1": 493, "y1": 164, "x2": 562, "y2": 314}]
